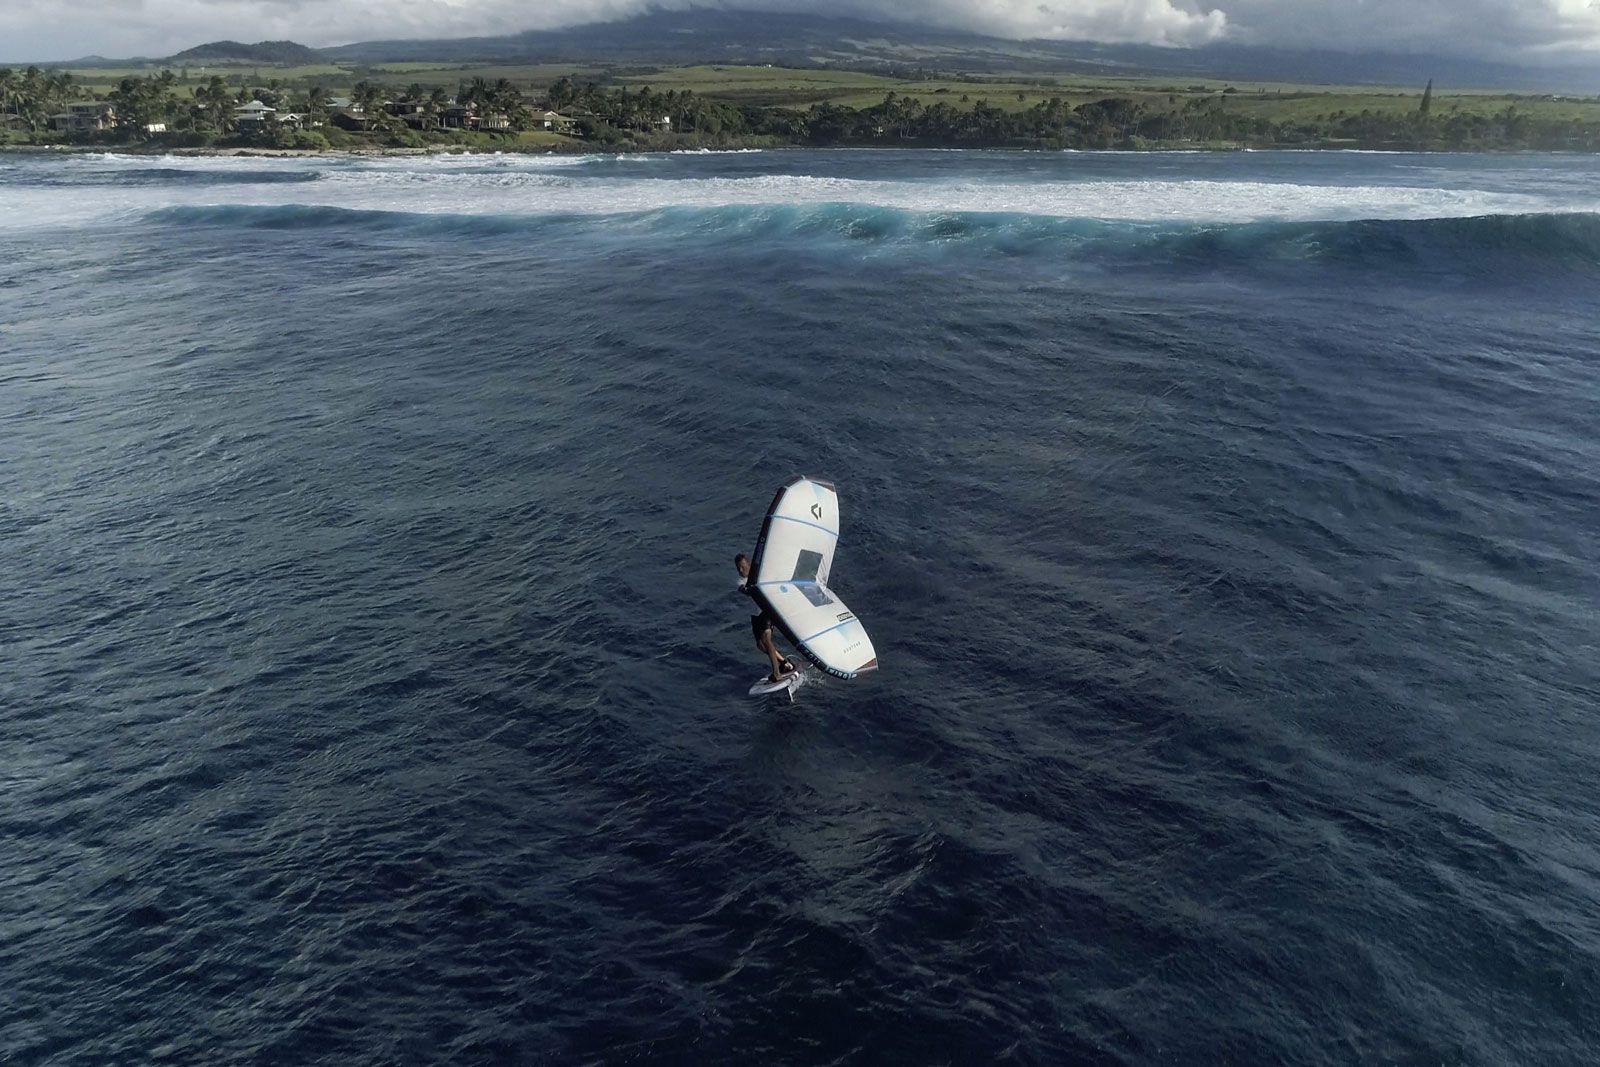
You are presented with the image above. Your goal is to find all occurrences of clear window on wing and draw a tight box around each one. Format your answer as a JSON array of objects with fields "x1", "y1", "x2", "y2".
[
  {"x1": 792, "y1": 550, "x2": 834, "y2": 606},
  {"x1": 792, "y1": 550, "x2": 824, "y2": 582}
]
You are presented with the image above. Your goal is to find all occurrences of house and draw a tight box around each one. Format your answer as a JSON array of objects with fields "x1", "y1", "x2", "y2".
[
  {"x1": 143, "y1": 121, "x2": 167, "y2": 134},
  {"x1": 538, "y1": 110, "x2": 574, "y2": 132},
  {"x1": 0, "y1": 114, "x2": 31, "y2": 132},
  {"x1": 477, "y1": 112, "x2": 510, "y2": 131},
  {"x1": 441, "y1": 105, "x2": 475, "y2": 129},
  {"x1": 233, "y1": 100, "x2": 276, "y2": 126},
  {"x1": 275, "y1": 112, "x2": 305, "y2": 130},
  {"x1": 384, "y1": 100, "x2": 423, "y2": 117},
  {"x1": 329, "y1": 108, "x2": 369, "y2": 132},
  {"x1": 50, "y1": 102, "x2": 115, "y2": 133}
]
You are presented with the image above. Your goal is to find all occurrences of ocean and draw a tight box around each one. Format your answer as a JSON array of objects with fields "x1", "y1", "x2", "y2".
[{"x1": 2, "y1": 148, "x2": 1598, "y2": 1065}]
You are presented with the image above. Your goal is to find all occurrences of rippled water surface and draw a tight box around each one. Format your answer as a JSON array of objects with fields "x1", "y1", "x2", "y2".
[{"x1": 3, "y1": 149, "x2": 1599, "y2": 1065}]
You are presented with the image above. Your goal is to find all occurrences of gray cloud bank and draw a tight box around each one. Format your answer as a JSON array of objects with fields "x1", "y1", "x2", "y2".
[{"x1": 4, "y1": 0, "x2": 1598, "y2": 66}]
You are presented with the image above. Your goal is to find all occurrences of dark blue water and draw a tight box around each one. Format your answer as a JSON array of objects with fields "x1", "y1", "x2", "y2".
[{"x1": 3, "y1": 149, "x2": 1599, "y2": 1065}]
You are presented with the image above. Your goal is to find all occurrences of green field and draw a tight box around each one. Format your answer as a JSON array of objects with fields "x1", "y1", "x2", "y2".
[
  {"x1": 60, "y1": 63, "x2": 350, "y2": 84},
  {"x1": 603, "y1": 64, "x2": 1600, "y2": 122},
  {"x1": 356, "y1": 62, "x2": 600, "y2": 85}
]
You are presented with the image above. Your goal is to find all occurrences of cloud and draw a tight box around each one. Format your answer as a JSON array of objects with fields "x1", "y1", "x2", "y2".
[
  {"x1": 803, "y1": 0, "x2": 1228, "y2": 46},
  {"x1": 1222, "y1": 0, "x2": 1600, "y2": 58},
  {"x1": 1, "y1": 0, "x2": 1597, "y2": 64}
]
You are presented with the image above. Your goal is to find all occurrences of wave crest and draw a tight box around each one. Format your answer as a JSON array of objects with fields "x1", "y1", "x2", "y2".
[{"x1": 149, "y1": 202, "x2": 1600, "y2": 276}]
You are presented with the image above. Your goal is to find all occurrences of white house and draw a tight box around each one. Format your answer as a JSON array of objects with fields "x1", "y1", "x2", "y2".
[{"x1": 233, "y1": 100, "x2": 277, "y2": 126}]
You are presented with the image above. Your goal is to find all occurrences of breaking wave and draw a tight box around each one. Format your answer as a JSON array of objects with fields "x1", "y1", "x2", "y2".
[{"x1": 148, "y1": 201, "x2": 1600, "y2": 276}]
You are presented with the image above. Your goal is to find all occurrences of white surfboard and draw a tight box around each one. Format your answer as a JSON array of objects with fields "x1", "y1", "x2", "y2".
[{"x1": 748, "y1": 668, "x2": 805, "y2": 701}]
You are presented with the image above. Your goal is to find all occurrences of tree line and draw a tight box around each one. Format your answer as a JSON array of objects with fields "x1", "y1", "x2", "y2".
[
  {"x1": 4, "y1": 67, "x2": 1600, "y2": 153},
  {"x1": 753, "y1": 91, "x2": 1600, "y2": 152},
  {"x1": 0, "y1": 67, "x2": 80, "y2": 129}
]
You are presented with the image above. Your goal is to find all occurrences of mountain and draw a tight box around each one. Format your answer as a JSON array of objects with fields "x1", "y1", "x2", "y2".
[
  {"x1": 324, "y1": 10, "x2": 1041, "y2": 66},
  {"x1": 167, "y1": 39, "x2": 324, "y2": 64},
  {"x1": 321, "y1": 10, "x2": 1600, "y2": 93}
]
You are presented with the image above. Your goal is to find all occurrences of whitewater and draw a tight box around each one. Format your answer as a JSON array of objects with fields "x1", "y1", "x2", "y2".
[{"x1": 3, "y1": 148, "x2": 1600, "y2": 233}]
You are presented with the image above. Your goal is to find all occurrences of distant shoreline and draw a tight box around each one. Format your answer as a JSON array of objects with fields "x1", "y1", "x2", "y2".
[{"x1": 11, "y1": 55, "x2": 1600, "y2": 161}]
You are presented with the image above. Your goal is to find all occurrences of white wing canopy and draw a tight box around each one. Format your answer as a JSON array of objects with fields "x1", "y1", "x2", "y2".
[{"x1": 749, "y1": 476, "x2": 878, "y2": 679}]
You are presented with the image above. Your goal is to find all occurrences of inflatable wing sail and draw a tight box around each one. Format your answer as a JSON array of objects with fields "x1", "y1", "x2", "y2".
[{"x1": 748, "y1": 476, "x2": 878, "y2": 679}]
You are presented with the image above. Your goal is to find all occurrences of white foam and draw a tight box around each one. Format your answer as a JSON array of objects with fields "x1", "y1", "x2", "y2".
[
  {"x1": 1, "y1": 152, "x2": 1595, "y2": 233},
  {"x1": 351, "y1": 151, "x2": 601, "y2": 171}
]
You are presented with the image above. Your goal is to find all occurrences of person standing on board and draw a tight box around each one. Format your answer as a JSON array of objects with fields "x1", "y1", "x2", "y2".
[{"x1": 736, "y1": 553, "x2": 798, "y2": 683}]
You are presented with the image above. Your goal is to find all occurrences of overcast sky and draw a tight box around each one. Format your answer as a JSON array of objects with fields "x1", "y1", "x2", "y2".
[{"x1": 3, "y1": 0, "x2": 1598, "y2": 65}]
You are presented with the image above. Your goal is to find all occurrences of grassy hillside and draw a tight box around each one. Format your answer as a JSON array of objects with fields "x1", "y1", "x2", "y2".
[
  {"x1": 168, "y1": 40, "x2": 325, "y2": 64},
  {"x1": 603, "y1": 65, "x2": 1600, "y2": 122}
]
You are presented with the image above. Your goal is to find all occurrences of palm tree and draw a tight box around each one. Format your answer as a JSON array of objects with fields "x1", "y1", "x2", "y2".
[
  {"x1": 425, "y1": 86, "x2": 449, "y2": 130},
  {"x1": 490, "y1": 78, "x2": 524, "y2": 128},
  {"x1": 305, "y1": 84, "x2": 329, "y2": 123},
  {"x1": 195, "y1": 75, "x2": 230, "y2": 131},
  {"x1": 147, "y1": 71, "x2": 177, "y2": 129},
  {"x1": 352, "y1": 80, "x2": 387, "y2": 130},
  {"x1": 546, "y1": 76, "x2": 574, "y2": 111},
  {"x1": 6, "y1": 67, "x2": 46, "y2": 131},
  {"x1": 109, "y1": 77, "x2": 143, "y2": 132},
  {"x1": 18, "y1": 69, "x2": 75, "y2": 131}
]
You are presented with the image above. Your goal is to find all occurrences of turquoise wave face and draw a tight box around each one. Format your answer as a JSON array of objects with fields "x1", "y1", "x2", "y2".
[
  {"x1": 32, "y1": 168, "x2": 326, "y2": 188},
  {"x1": 146, "y1": 201, "x2": 1600, "y2": 277}
]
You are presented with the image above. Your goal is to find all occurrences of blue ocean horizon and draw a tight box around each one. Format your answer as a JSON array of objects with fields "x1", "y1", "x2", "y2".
[{"x1": 3, "y1": 148, "x2": 1598, "y2": 1065}]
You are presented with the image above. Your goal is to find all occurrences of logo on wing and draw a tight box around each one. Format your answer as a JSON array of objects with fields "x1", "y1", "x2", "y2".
[{"x1": 811, "y1": 503, "x2": 823, "y2": 520}]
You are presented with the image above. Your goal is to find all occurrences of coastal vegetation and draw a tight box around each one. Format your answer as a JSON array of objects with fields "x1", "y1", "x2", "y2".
[{"x1": 4, "y1": 61, "x2": 1600, "y2": 153}]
